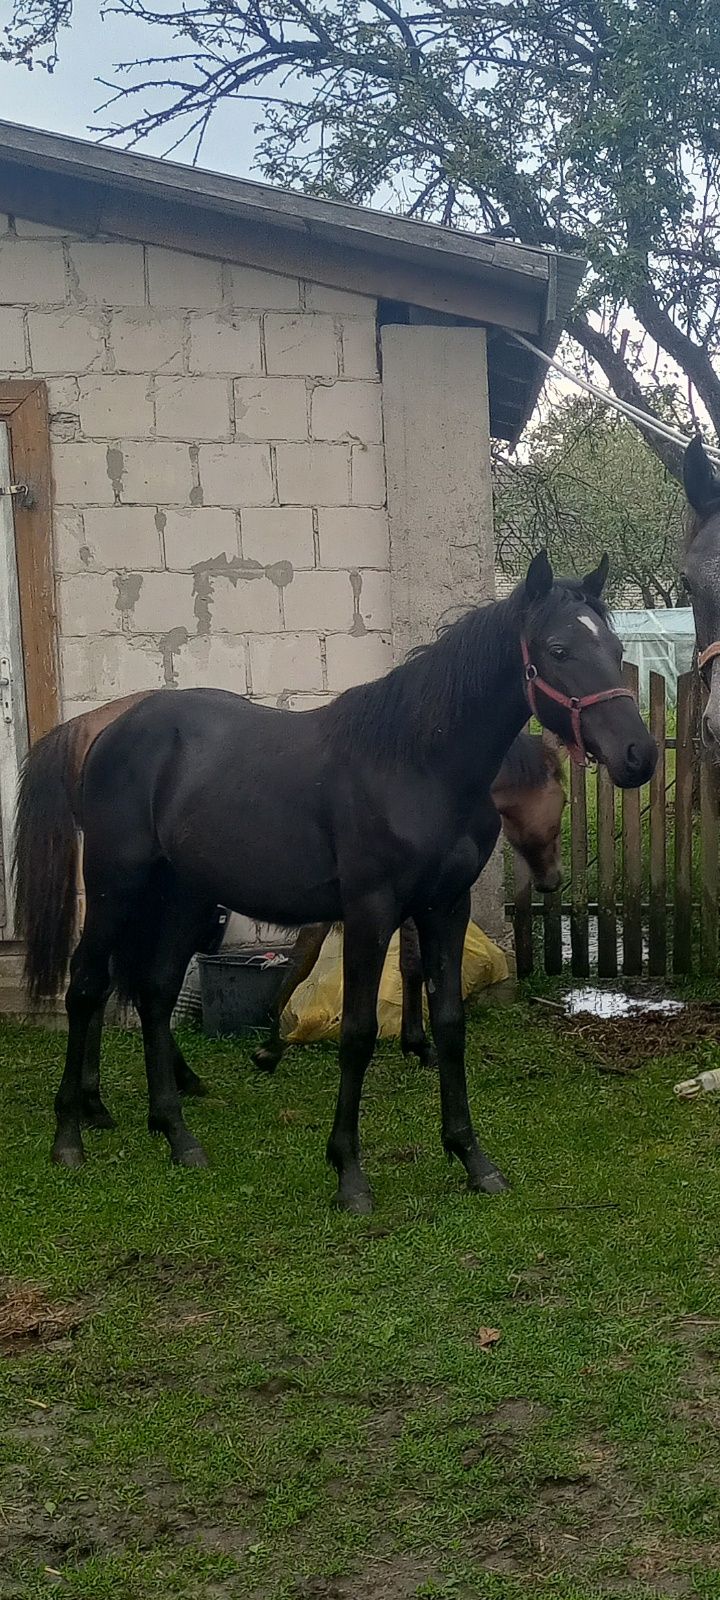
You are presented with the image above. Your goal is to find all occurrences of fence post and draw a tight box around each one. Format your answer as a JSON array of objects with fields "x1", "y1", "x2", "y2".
[
  {"x1": 596, "y1": 765, "x2": 617, "y2": 980},
  {"x1": 673, "y1": 671, "x2": 697, "y2": 975},
  {"x1": 648, "y1": 671, "x2": 667, "y2": 977},
  {"x1": 621, "y1": 661, "x2": 643, "y2": 976},
  {"x1": 700, "y1": 752, "x2": 719, "y2": 973},
  {"x1": 512, "y1": 853, "x2": 533, "y2": 978},
  {"x1": 570, "y1": 760, "x2": 589, "y2": 977}
]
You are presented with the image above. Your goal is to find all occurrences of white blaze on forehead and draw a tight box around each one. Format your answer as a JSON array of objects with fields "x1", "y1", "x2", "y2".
[{"x1": 578, "y1": 612, "x2": 599, "y2": 636}]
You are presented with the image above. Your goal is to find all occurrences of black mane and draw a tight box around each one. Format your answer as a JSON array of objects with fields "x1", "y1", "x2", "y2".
[{"x1": 499, "y1": 733, "x2": 562, "y2": 791}]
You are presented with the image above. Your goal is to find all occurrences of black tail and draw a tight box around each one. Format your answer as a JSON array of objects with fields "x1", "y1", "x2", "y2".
[{"x1": 13, "y1": 723, "x2": 80, "y2": 1001}]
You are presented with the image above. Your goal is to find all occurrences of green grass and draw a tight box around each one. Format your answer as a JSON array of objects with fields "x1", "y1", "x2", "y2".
[{"x1": 2, "y1": 1004, "x2": 720, "y2": 1598}]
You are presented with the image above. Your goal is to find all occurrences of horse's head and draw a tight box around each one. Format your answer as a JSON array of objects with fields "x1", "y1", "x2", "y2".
[
  {"x1": 683, "y1": 436, "x2": 720, "y2": 760},
  {"x1": 491, "y1": 740, "x2": 565, "y2": 894},
  {"x1": 521, "y1": 551, "x2": 657, "y2": 788}
]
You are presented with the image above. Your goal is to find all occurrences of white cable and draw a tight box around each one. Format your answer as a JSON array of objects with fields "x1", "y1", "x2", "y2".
[{"x1": 512, "y1": 331, "x2": 720, "y2": 466}]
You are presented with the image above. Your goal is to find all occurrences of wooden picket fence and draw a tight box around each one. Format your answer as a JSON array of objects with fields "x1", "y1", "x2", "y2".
[{"x1": 508, "y1": 664, "x2": 720, "y2": 979}]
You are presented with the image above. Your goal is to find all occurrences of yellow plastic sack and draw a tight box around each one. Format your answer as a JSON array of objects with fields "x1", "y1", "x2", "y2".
[{"x1": 281, "y1": 922, "x2": 508, "y2": 1044}]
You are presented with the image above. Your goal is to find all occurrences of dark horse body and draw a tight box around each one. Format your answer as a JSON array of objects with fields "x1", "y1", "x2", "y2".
[
  {"x1": 683, "y1": 436, "x2": 720, "y2": 757},
  {"x1": 15, "y1": 553, "x2": 656, "y2": 1211},
  {"x1": 254, "y1": 731, "x2": 566, "y2": 1073}
]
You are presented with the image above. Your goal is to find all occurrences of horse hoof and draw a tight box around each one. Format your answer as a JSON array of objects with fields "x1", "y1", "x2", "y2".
[
  {"x1": 52, "y1": 1143, "x2": 85, "y2": 1169},
  {"x1": 252, "y1": 1048, "x2": 279, "y2": 1074},
  {"x1": 470, "y1": 1166, "x2": 510, "y2": 1197},
  {"x1": 82, "y1": 1104, "x2": 116, "y2": 1130},
  {"x1": 173, "y1": 1144, "x2": 209, "y2": 1169},
  {"x1": 180, "y1": 1074, "x2": 208, "y2": 1099},
  {"x1": 336, "y1": 1183, "x2": 373, "y2": 1216}
]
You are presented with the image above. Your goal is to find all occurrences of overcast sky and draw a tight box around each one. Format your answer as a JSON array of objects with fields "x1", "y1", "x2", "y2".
[{"x1": 0, "y1": 0, "x2": 259, "y2": 175}]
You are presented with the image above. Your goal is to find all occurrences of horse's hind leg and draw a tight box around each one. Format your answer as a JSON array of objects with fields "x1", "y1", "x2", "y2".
[
  {"x1": 415, "y1": 895, "x2": 508, "y2": 1197},
  {"x1": 53, "y1": 893, "x2": 128, "y2": 1166},
  {"x1": 326, "y1": 900, "x2": 394, "y2": 1215},
  {"x1": 172, "y1": 1040, "x2": 207, "y2": 1098},
  {"x1": 134, "y1": 889, "x2": 216, "y2": 1167},
  {"x1": 253, "y1": 923, "x2": 331, "y2": 1072},
  {"x1": 399, "y1": 920, "x2": 437, "y2": 1070},
  {"x1": 80, "y1": 997, "x2": 116, "y2": 1129}
]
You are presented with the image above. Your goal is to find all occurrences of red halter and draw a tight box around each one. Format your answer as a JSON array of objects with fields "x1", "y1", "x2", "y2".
[{"x1": 520, "y1": 638, "x2": 635, "y2": 766}]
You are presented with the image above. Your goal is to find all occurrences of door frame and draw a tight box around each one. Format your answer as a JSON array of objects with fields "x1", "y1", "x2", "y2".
[{"x1": 0, "y1": 381, "x2": 58, "y2": 742}]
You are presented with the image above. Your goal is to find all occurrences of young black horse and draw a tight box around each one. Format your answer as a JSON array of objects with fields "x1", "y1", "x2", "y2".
[
  {"x1": 253, "y1": 731, "x2": 566, "y2": 1073},
  {"x1": 15, "y1": 552, "x2": 656, "y2": 1212},
  {"x1": 683, "y1": 436, "x2": 720, "y2": 757}
]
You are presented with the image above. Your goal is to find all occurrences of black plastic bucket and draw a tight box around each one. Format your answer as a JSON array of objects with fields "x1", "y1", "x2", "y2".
[{"x1": 198, "y1": 947, "x2": 294, "y2": 1037}]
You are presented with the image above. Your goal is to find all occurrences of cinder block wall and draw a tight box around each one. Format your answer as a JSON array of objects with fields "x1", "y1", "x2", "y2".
[{"x1": 0, "y1": 215, "x2": 392, "y2": 720}]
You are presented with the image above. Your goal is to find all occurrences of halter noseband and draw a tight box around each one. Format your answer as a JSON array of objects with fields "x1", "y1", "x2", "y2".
[{"x1": 520, "y1": 638, "x2": 635, "y2": 766}]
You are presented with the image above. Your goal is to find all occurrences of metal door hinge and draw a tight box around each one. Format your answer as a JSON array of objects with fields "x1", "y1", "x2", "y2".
[
  {"x1": 0, "y1": 483, "x2": 33, "y2": 509},
  {"x1": 0, "y1": 658, "x2": 13, "y2": 724}
]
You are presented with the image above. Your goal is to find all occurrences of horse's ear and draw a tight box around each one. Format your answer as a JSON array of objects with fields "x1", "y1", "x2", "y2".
[
  {"x1": 582, "y1": 552, "x2": 609, "y2": 598},
  {"x1": 684, "y1": 435, "x2": 720, "y2": 516},
  {"x1": 525, "y1": 549, "x2": 554, "y2": 603}
]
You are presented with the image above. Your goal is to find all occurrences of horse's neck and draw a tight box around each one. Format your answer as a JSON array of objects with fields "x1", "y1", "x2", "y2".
[{"x1": 436, "y1": 613, "x2": 530, "y2": 796}]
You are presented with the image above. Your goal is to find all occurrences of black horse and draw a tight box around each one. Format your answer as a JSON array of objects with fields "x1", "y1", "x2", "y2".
[
  {"x1": 14, "y1": 551, "x2": 657, "y2": 1211},
  {"x1": 683, "y1": 436, "x2": 720, "y2": 757}
]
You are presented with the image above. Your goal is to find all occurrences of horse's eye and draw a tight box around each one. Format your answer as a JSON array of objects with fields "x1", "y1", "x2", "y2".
[{"x1": 548, "y1": 644, "x2": 568, "y2": 661}]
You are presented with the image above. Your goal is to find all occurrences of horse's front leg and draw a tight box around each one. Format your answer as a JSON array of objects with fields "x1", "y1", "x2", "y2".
[
  {"x1": 415, "y1": 895, "x2": 508, "y2": 1196},
  {"x1": 326, "y1": 901, "x2": 394, "y2": 1214}
]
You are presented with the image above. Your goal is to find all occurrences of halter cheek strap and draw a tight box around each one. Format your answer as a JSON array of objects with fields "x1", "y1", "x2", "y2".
[
  {"x1": 520, "y1": 638, "x2": 635, "y2": 766},
  {"x1": 698, "y1": 640, "x2": 720, "y2": 679}
]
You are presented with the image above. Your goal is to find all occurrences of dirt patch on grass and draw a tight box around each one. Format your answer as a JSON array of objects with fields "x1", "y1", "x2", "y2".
[
  {"x1": 292, "y1": 1555, "x2": 438, "y2": 1598},
  {"x1": 0, "y1": 1280, "x2": 86, "y2": 1355},
  {"x1": 546, "y1": 1000, "x2": 720, "y2": 1073}
]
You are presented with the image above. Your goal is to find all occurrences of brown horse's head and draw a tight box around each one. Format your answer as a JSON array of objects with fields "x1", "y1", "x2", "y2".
[{"x1": 491, "y1": 737, "x2": 565, "y2": 894}]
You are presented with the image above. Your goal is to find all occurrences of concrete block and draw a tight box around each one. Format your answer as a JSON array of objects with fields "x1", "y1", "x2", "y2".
[
  {"x1": 0, "y1": 216, "x2": 8, "y2": 235},
  {"x1": 340, "y1": 318, "x2": 379, "y2": 379},
  {"x1": 147, "y1": 246, "x2": 223, "y2": 308},
  {"x1": 172, "y1": 632, "x2": 249, "y2": 692},
  {"x1": 352, "y1": 569, "x2": 392, "y2": 630},
  {"x1": 116, "y1": 442, "x2": 192, "y2": 505},
  {"x1": 47, "y1": 376, "x2": 79, "y2": 414},
  {"x1": 53, "y1": 510, "x2": 87, "y2": 574},
  {"x1": 304, "y1": 282, "x2": 376, "y2": 315},
  {"x1": 226, "y1": 263, "x2": 301, "y2": 310},
  {"x1": 324, "y1": 630, "x2": 393, "y2": 691},
  {"x1": 265, "y1": 313, "x2": 338, "y2": 377},
  {"x1": 0, "y1": 306, "x2": 27, "y2": 371},
  {"x1": 317, "y1": 508, "x2": 390, "y2": 569},
  {"x1": 209, "y1": 572, "x2": 283, "y2": 634},
  {"x1": 198, "y1": 443, "x2": 274, "y2": 507},
  {"x1": 61, "y1": 633, "x2": 165, "y2": 699},
  {"x1": 241, "y1": 507, "x2": 314, "y2": 569},
  {"x1": 82, "y1": 507, "x2": 164, "y2": 571},
  {"x1": 52, "y1": 443, "x2": 116, "y2": 506},
  {"x1": 0, "y1": 241, "x2": 66, "y2": 304},
  {"x1": 234, "y1": 376, "x2": 308, "y2": 442},
  {"x1": 125, "y1": 571, "x2": 198, "y2": 634},
  {"x1": 109, "y1": 310, "x2": 185, "y2": 373},
  {"x1": 57, "y1": 573, "x2": 123, "y2": 635},
  {"x1": 188, "y1": 313, "x2": 262, "y2": 375},
  {"x1": 155, "y1": 376, "x2": 232, "y2": 441},
  {"x1": 78, "y1": 375, "x2": 154, "y2": 439},
  {"x1": 351, "y1": 444, "x2": 386, "y2": 506},
  {"x1": 249, "y1": 632, "x2": 323, "y2": 696},
  {"x1": 311, "y1": 381, "x2": 383, "y2": 444},
  {"x1": 162, "y1": 508, "x2": 239, "y2": 570},
  {"x1": 28, "y1": 311, "x2": 105, "y2": 374},
  {"x1": 283, "y1": 569, "x2": 357, "y2": 632},
  {"x1": 70, "y1": 242, "x2": 146, "y2": 305},
  {"x1": 276, "y1": 442, "x2": 350, "y2": 506}
]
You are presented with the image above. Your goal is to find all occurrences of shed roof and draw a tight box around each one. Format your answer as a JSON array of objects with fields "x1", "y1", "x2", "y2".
[{"x1": 0, "y1": 120, "x2": 584, "y2": 441}]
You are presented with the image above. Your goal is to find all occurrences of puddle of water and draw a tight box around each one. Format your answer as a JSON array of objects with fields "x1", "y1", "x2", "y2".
[{"x1": 564, "y1": 987, "x2": 685, "y2": 1019}]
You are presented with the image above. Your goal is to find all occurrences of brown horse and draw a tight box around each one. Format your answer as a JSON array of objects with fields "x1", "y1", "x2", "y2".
[{"x1": 253, "y1": 731, "x2": 566, "y2": 1072}]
